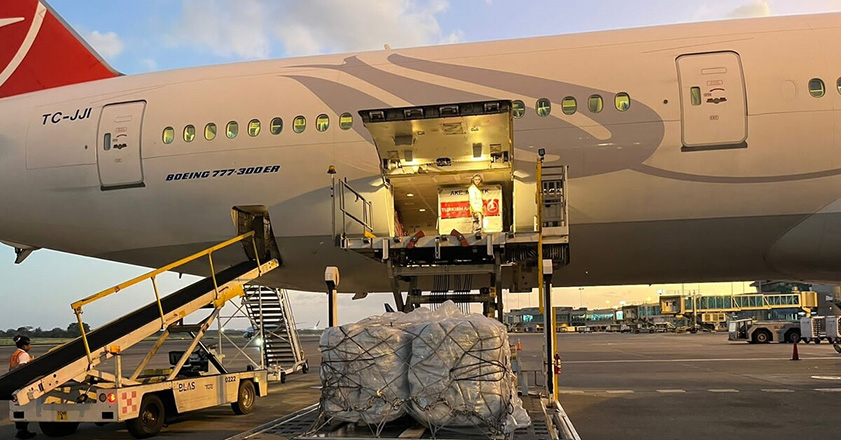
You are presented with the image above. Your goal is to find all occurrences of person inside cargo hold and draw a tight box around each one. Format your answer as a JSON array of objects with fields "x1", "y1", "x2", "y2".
[
  {"x1": 9, "y1": 335, "x2": 36, "y2": 439},
  {"x1": 468, "y1": 173, "x2": 485, "y2": 235}
]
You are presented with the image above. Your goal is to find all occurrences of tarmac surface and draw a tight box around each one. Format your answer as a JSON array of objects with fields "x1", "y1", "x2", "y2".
[{"x1": 0, "y1": 332, "x2": 839, "y2": 439}]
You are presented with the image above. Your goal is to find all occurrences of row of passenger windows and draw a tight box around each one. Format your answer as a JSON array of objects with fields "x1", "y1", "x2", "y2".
[
  {"x1": 162, "y1": 113, "x2": 355, "y2": 144},
  {"x1": 511, "y1": 93, "x2": 630, "y2": 119},
  {"x1": 161, "y1": 95, "x2": 632, "y2": 144},
  {"x1": 807, "y1": 77, "x2": 841, "y2": 98}
]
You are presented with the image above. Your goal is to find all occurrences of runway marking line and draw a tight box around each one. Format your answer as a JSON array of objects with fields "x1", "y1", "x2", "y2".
[
  {"x1": 605, "y1": 390, "x2": 634, "y2": 394},
  {"x1": 811, "y1": 376, "x2": 841, "y2": 380},
  {"x1": 558, "y1": 390, "x2": 584, "y2": 394},
  {"x1": 814, "y1": 388, "x2": 841, "y2": 392},
  {"x1": 708, "y1": 389, "x2": 739, "y2": 393},
  {"x1": 656, "y1": 389, "x2": 686, "y2": 393},
  {"x1": 760, "y1": 388, "x2": 794, "y2": 393}
]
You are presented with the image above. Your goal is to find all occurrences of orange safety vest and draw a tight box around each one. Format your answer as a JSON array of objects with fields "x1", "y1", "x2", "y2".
[{"x1": 9, "y1": 349, "x2": 28, "y2": 371}]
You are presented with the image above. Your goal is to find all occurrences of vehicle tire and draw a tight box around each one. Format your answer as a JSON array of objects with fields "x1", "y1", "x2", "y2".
[
  {"x1": 815, "y1": 338, "x2": 822, "y2": 344},
  {"x1": 280, "y1": 371, "x2": 287, "y2": 383},
  {"x1": 231, "y1": 380, "x2": 256, "y2": 415},
  {"x1": 753, "y1": 330, "x2": 771, "y2": 344},
  {"x1": 301, "y1": 362, "x2": 309, "y2": 374},
  {"x1": 126, "y1": 394, "x2": 165, "y2": 439},
  {"x1": 785, "y1": 331, "x2": 801, "y2": 344},
  {"x1": 39, "y1": 422, "x2": 79, "y2": 437}
]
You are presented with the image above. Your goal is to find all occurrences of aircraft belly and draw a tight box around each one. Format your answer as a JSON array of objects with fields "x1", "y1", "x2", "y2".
[
  {"x1": 559, "y1": 214, "x2": 807, "y2": 286},
  {"x1": 767, "y1": 211, "x2": 841, "y2": 282},
  {"x1": 84, "y1": 214, "x2": 815, "y2": 294}
]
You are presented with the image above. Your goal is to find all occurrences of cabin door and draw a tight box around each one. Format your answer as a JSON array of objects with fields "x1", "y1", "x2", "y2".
[
  {"x1": 97, "y1": 101, "x2": 146, "y2": 189},
  {"x1": 676, "y1": 51, "x2": 747, "y2": 149}
]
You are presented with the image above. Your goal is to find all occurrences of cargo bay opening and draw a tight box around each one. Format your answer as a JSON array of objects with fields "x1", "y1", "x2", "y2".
[
  {"x1": 367, "y1": 101, "x2": 514, "y2": 239},
  {"x1": 330, "y1": 100, "x2": 569, "y2": 318}
]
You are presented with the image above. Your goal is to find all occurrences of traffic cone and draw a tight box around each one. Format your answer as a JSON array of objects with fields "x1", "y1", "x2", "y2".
[
  {"x1": 791, "y1": 339, "x2": 800, "y2": 361},
  {"x1": 517, "y1": 339, "x2": 522, "y2": 351}
]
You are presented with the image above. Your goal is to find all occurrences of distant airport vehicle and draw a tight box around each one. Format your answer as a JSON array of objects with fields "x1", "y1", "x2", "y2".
[
  {"x1": 2, "y1": 1, "x2": 841, "y2": 308},
  {"x1": 799, "y1": 316, "x2": 828, "y2": 343},
  {"x1": 728, "y1": 318, "x2": 801, "y2": 344},
  {"x1": 826, "y1": 316, "x2": 841, "y2": 344}
]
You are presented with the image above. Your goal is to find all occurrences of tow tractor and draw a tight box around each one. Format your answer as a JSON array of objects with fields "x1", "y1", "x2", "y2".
[
  {"x1": 728, "y1": 318, "x2": 801, "y2": 344},
  {"x1": 1, "y1": 212, "x2": 281, "y2": 438}
]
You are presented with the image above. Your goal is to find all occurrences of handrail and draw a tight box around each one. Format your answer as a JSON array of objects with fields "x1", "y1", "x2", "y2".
[
  {"x1": 71, "y1": 231, "x2": 259, "y2": 365},
  {"x1": 338, "y1": 178, "x2": 373, "y2": 236}
]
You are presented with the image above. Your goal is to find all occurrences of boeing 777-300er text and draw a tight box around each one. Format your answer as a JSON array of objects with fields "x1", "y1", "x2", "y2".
[{"x1": 1, "y1": 1, "x2": 841, "y2": 299}]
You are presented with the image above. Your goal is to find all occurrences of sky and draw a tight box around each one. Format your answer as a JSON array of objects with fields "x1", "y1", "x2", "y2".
[{"x1": 1, "y1": 0, "x2": 839, "y2": 331}]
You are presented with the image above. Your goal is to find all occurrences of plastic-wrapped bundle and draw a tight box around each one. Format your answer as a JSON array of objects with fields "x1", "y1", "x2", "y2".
[
  {"x1": 407, "y1": 302, "x2": 530, "y2": 435},
  {"x1": 318, "y1": 302, "x2": 529, "y2": 435},
  {"x1": 319, "y1": 315, "x2": 413, "y2": 424}
]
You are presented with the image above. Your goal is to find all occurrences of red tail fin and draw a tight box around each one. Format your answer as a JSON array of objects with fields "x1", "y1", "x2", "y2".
[{"x1": 0, "y1": 0, "x2": 119, "y2": 99}]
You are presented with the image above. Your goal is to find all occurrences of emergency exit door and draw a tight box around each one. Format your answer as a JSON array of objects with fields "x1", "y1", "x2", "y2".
[
  {"x1": 676, "y1": 52, "x2": 747, "y2": 149},
  {"x1": 97, "y1": 101, "x2": 146, "y2": 189}
]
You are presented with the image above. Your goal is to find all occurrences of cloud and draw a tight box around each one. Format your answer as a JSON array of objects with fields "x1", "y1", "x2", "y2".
[
  {"x1": 167, "y1": 0, "x2": 271, "y2": 60},
  {"x1": 165, "y1": 0, "x2": 460, "y2": 60},
  {"x1": 728, "y1": 0, "x2": 772, "y2": 18},
  {"x1": 84, "y1": 30, "x2": 124, "y2": 58},
  {"x1": 272, "y1": 0, "x2": 461, "y2": 56},
  {"x1": 139, "y1": 58, "x2": 157, "y2": 71}
]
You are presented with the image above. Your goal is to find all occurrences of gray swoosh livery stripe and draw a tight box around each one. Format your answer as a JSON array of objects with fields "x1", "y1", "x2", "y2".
[
  {"x1": 633, "y1": 163, "x2": 841, "y2": 184},
  {"x1": 297, "y1": 56, "x2": 491, "y2": 105},
  {"x1": 285, "y1": 54, "x2": 665, "y2": 178},
  {"x1": 284, "y1": 75, "x2": 389, "y2": 142}
]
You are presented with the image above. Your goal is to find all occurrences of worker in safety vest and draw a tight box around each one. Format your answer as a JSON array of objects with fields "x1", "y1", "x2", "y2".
[
  {"x1": 468, "y1": 174, "x2": 485, "y2": 236},
  {"x1": 9, "y1": 335, "x2": 36, "y2": 439}
]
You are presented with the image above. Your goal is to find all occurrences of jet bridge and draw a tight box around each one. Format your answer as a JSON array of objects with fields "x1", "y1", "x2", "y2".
[{"x1": 332, "y1": 100, "x2": 569, "y2": 319}]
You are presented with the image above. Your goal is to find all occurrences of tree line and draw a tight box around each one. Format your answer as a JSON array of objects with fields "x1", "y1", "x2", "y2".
[{"x1": 0, "y1": 323, "x2": 92, "y2": 340}]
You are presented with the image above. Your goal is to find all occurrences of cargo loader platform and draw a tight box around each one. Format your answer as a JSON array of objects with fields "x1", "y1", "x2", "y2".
[{"x1": 330, "y1": 100, "x2": 570, "y2": 320}]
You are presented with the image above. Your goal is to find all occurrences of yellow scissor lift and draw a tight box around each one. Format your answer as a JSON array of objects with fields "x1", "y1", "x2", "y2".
[{"x1": 1, "y1": 225, "x2": 279, "y2": 438}]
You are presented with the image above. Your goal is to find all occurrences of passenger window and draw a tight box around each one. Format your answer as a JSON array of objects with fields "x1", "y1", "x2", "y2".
[
  {"x1": 615, "y1": 92, "x2": 630, "y2": 111},
  {"x1": 316, "y1": 114, "x2": 330, "y2": 132},
  {"x1": 205, "y1": 123, "x2": 217, "y2": 141},
  {"x1": 562, "y1": 96, "x2": 577, "y2": 115},
  {"x1": 226, "y1": 121, "x2": 238, "y2": 139},
  {"x1": 293, "y1": 115, "x2": 306, "y2": 133},
  {"x1": 837, "y1": 77, "x2": 841, "y2": 95},
  {"x1": 339, "y1": 112, "x2": 353, "y2": 130},
  {"x1": 162, "y1": 127, "x2": 174, "y2": 144},
  {"x1": 183, "y1": 125, "x2": 195, "y2": 142},
  {"x1": 536, "y1": 98, "x2": 551, "y2": 117},
  {"x1": 587, "y1": 95, "x2": 603, "y2": 113},
  {"x1": 270, "y1": 117, "x2": 283, "y2": 135},
  {"x1": 248, "y1": 119, "x2": 261, "y2": 137},
  {"x1": 512, "y1": 100, "x2": 525, "y2": 119},
  {"x1": 809, "y1": 78, "x2": 825, "y2": 98},
  {"x1": 690, "y1": 87, "x2": 701, "y2": 106}
]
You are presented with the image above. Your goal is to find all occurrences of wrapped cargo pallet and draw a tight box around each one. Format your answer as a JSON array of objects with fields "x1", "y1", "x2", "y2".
[
  {"x1": 318, "y1": 302, "x2": 529, "y2": 437},
  {"x1": 407, "y1": 302, "x2": 530, "y2": 435},
  {"x1": 319, "y1": 314, "x2": 414, "y2": 425}
]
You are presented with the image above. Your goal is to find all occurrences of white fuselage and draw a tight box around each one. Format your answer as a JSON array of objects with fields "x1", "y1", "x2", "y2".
[{"x1": 1, "y1": 14, "x2": 841, "y2": 292}]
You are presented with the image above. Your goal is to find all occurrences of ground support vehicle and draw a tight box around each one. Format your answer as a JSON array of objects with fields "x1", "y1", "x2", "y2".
[
  {"x1": 3, "y1": 223, "x2": 280, "y2": 438},
  {"x1": 728, "y1": 318, "x2": 801, "y2": 344},
  {"x1": 799, "y1": 316, "x2": 827, "y2": 343},
  {"x1": 826, "y1": 316, "x2": 841, "y2": 344}
]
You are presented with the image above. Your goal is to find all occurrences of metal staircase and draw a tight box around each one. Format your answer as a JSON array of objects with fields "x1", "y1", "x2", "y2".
[{"x1": 243, "y1": 286, "x2": 308, "y2": 382}]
